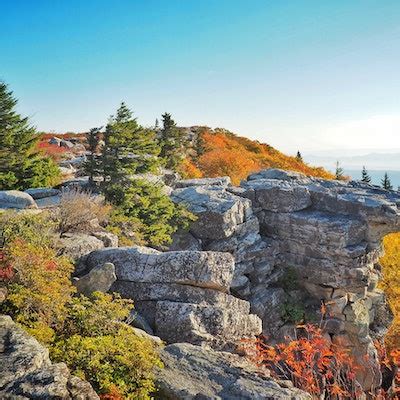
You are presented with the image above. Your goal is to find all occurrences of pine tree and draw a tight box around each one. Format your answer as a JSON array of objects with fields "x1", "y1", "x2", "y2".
[
  {"x1": 335, "y1": 161, "x2": 344, "y2": 180},
  {"x1": 381, "y1": 172, "x2": 393, "y2": 190},
  {"x1": 84, "y1": 127, "x2": 101, "y2": 185},
  {"x1": 295, "y1": 151, "x2": 303, "y2": 162},
  {"x1": 0, "y1": 81, "x2": 60, "y2": 190},
  {"x1": 159, "y1": 113, "x2": 187, "y2": 170},
  {"x1": 361, "y1": 166, "x2": 371, "y2": 183},
  {"x1": 99, "y1": 102, "x2": 160, "y2": 204}
]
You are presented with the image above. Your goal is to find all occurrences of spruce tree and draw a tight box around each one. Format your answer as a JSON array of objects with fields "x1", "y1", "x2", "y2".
[
  {"x1": 159, "y1": 113, "x2": 187, "y2": 170},
  {"x1": 381, "y1": 172, "x2": 393, "y2": 190},
  {"x1": 0, "y1": 81, "x2": 59, "y2": 190},
  {"x1": 99, "y1": 102, "x2": 160, "y2": 204},
  {"x1": 295, "y1": 151, "x2": 303, "y2": 162},
  {"x1": 361, "y1": 166, "x2": 371, "y2": 183},
  {"x1": 335, "y1": 161, "x2": 344, "y2": 180},
  {"x1": 84, "y1": 127, "x2": 101, "y2": 185}
]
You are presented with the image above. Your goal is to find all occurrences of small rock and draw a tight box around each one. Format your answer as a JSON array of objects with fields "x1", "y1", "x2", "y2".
[{"x1": 74, "y1": 262, "x2": 116, "y2": 296}]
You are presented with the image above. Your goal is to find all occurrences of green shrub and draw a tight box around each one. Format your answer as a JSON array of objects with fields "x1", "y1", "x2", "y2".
[
  {"x1": 0, "y1": 210, "x2": 56, "y2": 248},
  {"x1": 106, "y1": 209, "x2": 146, "y2": 247},
  {"x1": 113, "y1": 179, "x2": 196, "y2": 247},
  {"x1": 51, "y1": 325, "x2": 162, "y2": 399},
  {"x1": 278, "y1": 266, "x2": 299, "y2": 292},
  {"x1": 62, "y1": 292, "x2": 133, "y2": 337},
  {"x1": 281, "y1": 300, "x2": 305, "y2": 324}
]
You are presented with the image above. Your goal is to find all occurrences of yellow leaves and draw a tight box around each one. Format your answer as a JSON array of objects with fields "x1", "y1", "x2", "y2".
[{"x1": 380, "y1": 232, "x2": 400, "y2": 351}]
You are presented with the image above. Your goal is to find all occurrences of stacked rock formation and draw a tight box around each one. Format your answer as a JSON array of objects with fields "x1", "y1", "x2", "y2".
[
  {"x1": 170, "y1": 170, "x2": 400, "y2": 389},
  {"x1": 84, "y1": 246, "x2": 262, "y2": 351}
]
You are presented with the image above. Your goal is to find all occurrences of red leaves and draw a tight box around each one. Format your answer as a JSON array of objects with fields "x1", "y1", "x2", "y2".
[{"x1": 0, "y1": 251, "x2": 14, "y2": 281}]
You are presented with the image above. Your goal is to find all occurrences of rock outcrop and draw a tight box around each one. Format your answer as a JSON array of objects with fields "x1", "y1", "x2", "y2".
[
  {"x1": 156, "y1": 342, "x2": 311, "y2": 399},
  {"x1": 0, "y1": 315, "x2": 99, "y2": 399},
  {"x1": 170, "y1": 169, "x2": 400, "y2": 390},
  {"x1": 85, "y1": 247, "x2": 262, "y2": 350}
]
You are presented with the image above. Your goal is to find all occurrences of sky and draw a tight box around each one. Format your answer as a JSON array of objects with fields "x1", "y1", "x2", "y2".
[{"x1": 1, "y1": 0, "x2": 400, "y2": 154}]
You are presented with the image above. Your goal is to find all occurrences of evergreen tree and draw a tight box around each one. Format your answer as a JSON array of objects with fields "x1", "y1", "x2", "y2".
[
  {"x1": 159, "y1": 113, "x2": 187, "y2": 170},
  {"x1": 97, "y1": 103, "x2": 194, "y2": 247},
  {"x1": 0, "y1": 82, "x2": 60, "y2": 190},
  {"x1": 335, "y1": 161, "x2": 344, "y2": 180},
  {"x1": 84, "y1": 127, "x2": 101, "y2": 185},
  {"x1": 99, "y1": 102, "x2": 160, "y2": 204},
  {"x1": 381, "y1": 172, "x2": 393, "y2": 190},
  {"x1": 295, "y1": 151, "x2": 303, "y2": 162},
  {"x1": 361, "y1": 166, "x2": 371, "y2": 183}
]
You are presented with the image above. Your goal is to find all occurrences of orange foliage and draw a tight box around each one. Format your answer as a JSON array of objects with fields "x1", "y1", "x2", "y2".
[
  {"x1": 243, "y1": 323, "x2": 400, "y2": 399},
  {"x1": 178, "y1": 158, "x2": 203, "y2": 179},
  {"x1": 183, "y1": 128, "x2": 334, "y2": 185},
  {"x1": 243, "y1": 324, "x2": 364, "y2": 398}
]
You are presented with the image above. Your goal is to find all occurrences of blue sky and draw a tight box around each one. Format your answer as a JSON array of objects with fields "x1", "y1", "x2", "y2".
[{"x1": 1, "y1": 0, "x2": 400, "y2": 153}]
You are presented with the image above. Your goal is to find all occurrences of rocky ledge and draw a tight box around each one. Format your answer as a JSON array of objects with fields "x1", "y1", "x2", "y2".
[
  {"x1": 0, "y1": 315, "x2": 99, "y2": 399},
  {"x1": 170, "y1": 169, "x2": 400, "y2": 390},
  {"x1": 156, "y1": 343, "x2": 311, "y2": 399}
]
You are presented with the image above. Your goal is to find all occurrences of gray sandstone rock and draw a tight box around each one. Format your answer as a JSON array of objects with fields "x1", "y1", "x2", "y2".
[
  {"x1": 0, "y1": 190, "x2": 37, "y2": 209},
  {"x1": 25, "y1": 187, "x2": 60, "y2": 199},
  {"x1": 175, "y1": 176, "x2": 232, "y2": 188},
  {"x1": 156, "y1": 343, "x2": 311, "y2": 399},
  {"x1": 59, "y1": 233, "x2": 105, "y2": 266},
  {"x1": 86, "y1": 247, "x2": 235, "y2": 292},
  {"x1": 0, "y1": 315, "x2": 99, "y2": 399}
]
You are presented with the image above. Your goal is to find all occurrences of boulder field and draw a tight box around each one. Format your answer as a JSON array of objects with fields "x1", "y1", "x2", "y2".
[{"x1": 1, "y1": 168, "x2": 400, "y2": 397}]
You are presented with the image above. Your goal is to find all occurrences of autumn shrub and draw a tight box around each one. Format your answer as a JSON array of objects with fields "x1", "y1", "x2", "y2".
[
  {"x1": 380, "y1": 232, "x2": 400, "y2": 352},
  {"x1": 57, "y1": 188, "x2": 111, "y2": 234},
  {"x1": 0, "y1": 211, "x2": 162, "y2": 398},
  {"x1": 243, "y1": 324, "x2": 364, "y2": 398},
  {"x1": 0, "y1": 239, "x2": 75, "y2": 342}
]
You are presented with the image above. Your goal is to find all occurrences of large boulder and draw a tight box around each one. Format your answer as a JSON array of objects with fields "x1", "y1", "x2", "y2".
[
  {"x1": 59, "y1": 233, "x2": 105, "y2": 272},
  {"x1": 171, "y1": 185, "x2": 252, "y2": 240},
  {"x1": 156, "y1": 343, "x2": 311, "y2": 400},
  {"x1": 86, "y1": 247, "x2": 235, "y2": 292},
  {"x1": 0, "y1": 315, "x2": 98, "y2": 399},
  {"x1": 0, "y1": 190, "x2": 37, "y2": 209}
]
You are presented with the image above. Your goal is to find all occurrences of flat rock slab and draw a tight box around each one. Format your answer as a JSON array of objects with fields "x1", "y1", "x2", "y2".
[
  {"x1": 86, "y1": 247, "x2": 235, "y2": 292},
  {"x1": 24, "y1": 187, "x2": 60, "y2": 199},
  {"x1": 156, "y1": 343, "x2": 311, "y2": 400}
]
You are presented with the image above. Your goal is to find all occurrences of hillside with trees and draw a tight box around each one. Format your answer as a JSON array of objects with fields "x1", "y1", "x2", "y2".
[{"x1": 179, "y1": 127, "x2": 335, "y2": 184}]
